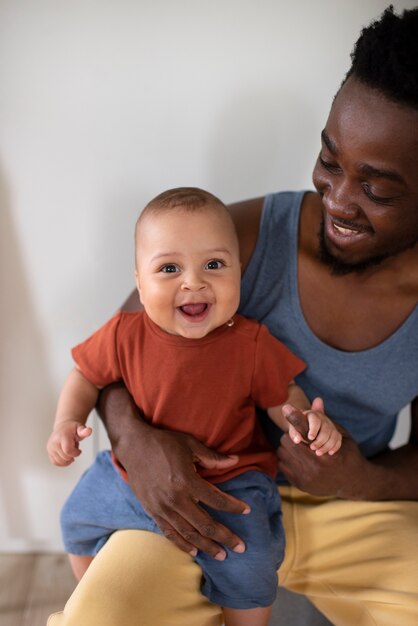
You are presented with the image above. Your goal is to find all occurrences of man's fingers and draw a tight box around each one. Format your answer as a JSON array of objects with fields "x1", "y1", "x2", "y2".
[
  {"x1": 149, "y1": 475, "x2": 249, "y2": 556},
  {"x1": 155, "y1": 512, "x2": 228, "y2": 560},
  {"x1": 185, "y1": 480, "x2": 248, "y2": 553},
  {"x1": 153, "y1": 515, "x2": 199, "y2": 557},
  {"x1": 189, "y1": 439, "x2": 239, "y2": 470},
  {"x1": 156, "y1": 505, "x2": 246, "y2": 559},
  {"x1": 288, "y1": 424, "x2": 303, "y2": 444},
  {"x1": 192, "y1": 475, "x2": 250, "y2": 515},
  {"x1": 282, "y1": 404, "x2": 309, "y2": 440}
]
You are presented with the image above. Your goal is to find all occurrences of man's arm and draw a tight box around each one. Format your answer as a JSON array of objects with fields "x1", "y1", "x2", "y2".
[{"x1": 277, "y1": 397, "x2": 418, "y2": 501}]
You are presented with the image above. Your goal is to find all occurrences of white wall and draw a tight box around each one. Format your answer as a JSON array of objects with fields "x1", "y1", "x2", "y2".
[{"x1": 0, "y1": 0, "x2": 415, "y2": 551}]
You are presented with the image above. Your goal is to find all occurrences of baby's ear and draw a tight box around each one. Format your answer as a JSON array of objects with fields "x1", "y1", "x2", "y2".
[{"x1": 134, "y1": 271, "x2": 143, "y2": 302}]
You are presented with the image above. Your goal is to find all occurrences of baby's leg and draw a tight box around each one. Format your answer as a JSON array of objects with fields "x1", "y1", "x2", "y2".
[
  {"x1": 197, "y1": 472, "x2": 283, "y2": 618},
  {"x1": 223, "y1": 605, "x2": 272, "y2": 626},
  {"x1": 67, "y1": 554, "x2": 94, "y2": 581},
  {"x1": 61, "y1": 450, "x2": 162, "y2": 581}
]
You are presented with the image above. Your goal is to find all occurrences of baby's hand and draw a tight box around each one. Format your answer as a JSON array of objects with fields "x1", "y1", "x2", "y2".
[
  {"x1": 305, "y1": 397, "x2": 342, "y2": 456},
  {"x1": 47, "y1": 421, "x2": 92, "y2": 467}
]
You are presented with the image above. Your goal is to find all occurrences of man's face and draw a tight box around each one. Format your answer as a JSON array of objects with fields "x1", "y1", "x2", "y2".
[
  {"x1": 135, "y1": 207, "x2": 241, "y2": 339},
  {"x1": 312, "y1": 77, "x2": 418, "y2": 274}
]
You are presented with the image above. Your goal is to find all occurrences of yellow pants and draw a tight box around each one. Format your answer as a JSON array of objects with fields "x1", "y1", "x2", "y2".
[{"x1": 47, "y1": 486, "x2": 418, "y2": 626}]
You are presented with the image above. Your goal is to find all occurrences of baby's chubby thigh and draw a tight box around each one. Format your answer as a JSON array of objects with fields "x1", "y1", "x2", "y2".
[
  {"x1": 60, "y1": 449, "x2": 160, "y2": 557},
  {"x1": 197, "y1": 471, "x2": 283, "y2": 610}
]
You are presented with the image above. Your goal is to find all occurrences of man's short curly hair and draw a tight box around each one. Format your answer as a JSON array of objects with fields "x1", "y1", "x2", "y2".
[{"x1": 344, "y1": 5, "x2": 418, "y2": 109}]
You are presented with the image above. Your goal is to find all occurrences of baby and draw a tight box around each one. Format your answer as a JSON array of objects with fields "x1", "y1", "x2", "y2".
[{"x1": 48, "y1": 187, "x2": 341, "y2": 626}]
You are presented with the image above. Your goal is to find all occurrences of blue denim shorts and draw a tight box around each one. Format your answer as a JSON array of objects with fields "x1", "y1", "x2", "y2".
[{"x1": 61, "y1": 450, "x2": 284, "y2": 609}]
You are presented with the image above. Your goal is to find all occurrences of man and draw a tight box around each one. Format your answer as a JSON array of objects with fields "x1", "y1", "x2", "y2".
[{"x1": 48, "y1": 6, "x2": 418, "y2": 626}]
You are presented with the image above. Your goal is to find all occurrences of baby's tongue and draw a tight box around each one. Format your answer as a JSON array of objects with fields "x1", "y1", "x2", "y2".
[{"x1": 181, "y1": 303, "x2": 206, "y2": 316}]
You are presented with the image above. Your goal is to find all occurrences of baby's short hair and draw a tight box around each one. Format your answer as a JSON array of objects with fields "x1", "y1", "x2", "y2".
[
  {"x1": 145, "y1": 187, "x2": 225, "y2": 213},
  {"x1": 135, "y1": 186, "x2": 235, "y2": 242}
]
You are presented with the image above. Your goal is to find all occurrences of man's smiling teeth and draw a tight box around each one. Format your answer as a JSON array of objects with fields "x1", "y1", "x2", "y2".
[{"x1": 333, "y1": 223, "x2": 359, "y2": 236}]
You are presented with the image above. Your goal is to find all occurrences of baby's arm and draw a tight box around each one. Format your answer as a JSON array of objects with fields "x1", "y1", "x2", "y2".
[
  {"x1": 267, "y1": 383, "x2": 342, "y2": 456},
  {"x1": 47, "y1": 367, "x2": 97, "y2": 467}
]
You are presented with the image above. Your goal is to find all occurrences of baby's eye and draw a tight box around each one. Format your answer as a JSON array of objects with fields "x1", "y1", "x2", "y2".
[
  {"x1": 205, "y1": 260, "x2": 224, "y2": 270},
  {"x1": 160, "y1": 264, "x2": 180, "y2": 273}
]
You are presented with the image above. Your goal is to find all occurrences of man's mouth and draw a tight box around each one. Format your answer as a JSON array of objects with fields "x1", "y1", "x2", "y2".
[
  {"x1": 325, "y1": 214, "x2": 374, "y2": 246},
  {"x1": 333, "y1": 223, "x2": 359, "y2": 236},
  {"x1": 332, "y1": 221, "x2": 371, "y2": 237},
  {"x1": 317, "y1": 214, "x2": 388, "y2": 276}
]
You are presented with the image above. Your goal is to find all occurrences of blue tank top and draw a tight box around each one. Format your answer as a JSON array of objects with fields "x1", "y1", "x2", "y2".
[{"x1": 239, "y1": 191, "x2": 418, "y2": 458}]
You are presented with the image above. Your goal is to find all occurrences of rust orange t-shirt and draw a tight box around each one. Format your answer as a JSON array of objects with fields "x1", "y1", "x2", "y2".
[{"x1": 72, "y1": 311, "x2": 305, "y2": 484}]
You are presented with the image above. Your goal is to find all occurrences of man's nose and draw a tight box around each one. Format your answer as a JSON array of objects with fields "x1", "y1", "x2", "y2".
[{"x1": 324, "y1": 177, "x2": 361, "y2": 219}]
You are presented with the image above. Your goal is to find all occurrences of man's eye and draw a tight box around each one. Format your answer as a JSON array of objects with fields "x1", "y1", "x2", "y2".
[
  {"x1": 160, "y1": 264, "x2": 180, "y2": 273},
  {"x1": 362, "y1": 183, "x2": 396, "y2": 205},
  {"x1": 319, "y1": 156, "x2": 341, "y2": 173},
  {"x1": 205, "y1": 260, "x2": 224, "y2": 270}
]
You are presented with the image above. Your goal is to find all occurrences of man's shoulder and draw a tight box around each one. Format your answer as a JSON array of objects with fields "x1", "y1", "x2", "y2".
[
  {"x1": 228, "y1": 191, "x2": 308, "y2": 271},
  {"x1": 227, "y1": 197, "x2": 265, "y2": 272}
]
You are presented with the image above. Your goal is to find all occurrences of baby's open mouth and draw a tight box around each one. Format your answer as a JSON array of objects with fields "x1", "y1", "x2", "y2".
[{"x1": 179, "y1": 303, "x2": 208, "y2": 316}]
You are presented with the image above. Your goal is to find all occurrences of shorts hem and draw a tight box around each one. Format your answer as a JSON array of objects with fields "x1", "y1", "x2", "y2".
[
  {"x1": 205, "y1": 589, "x2": 276, "y2": 609},
  {"x1": 63, "y1": 536, "x2": 108, "y2": 557}
]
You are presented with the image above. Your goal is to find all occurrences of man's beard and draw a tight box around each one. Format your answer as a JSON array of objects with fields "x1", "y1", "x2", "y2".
[{"x1": 317, "y1": 217, "x2": 417, "y2": 276}]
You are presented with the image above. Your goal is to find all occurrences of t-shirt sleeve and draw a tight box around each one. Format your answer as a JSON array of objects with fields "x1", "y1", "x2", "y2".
[
  {"x1": 71, "y1": 311, "x2": 123, "y2": 388},
  {"x1": 251, "y1": 323, "x2": 306, "y2": 408}
]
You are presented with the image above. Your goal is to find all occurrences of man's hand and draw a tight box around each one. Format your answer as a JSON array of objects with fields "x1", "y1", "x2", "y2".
[
  {"x1": 282, "y1": 404, "x2": 310, "y2": 442},
  {"x1": 123, "y1": 427, "x2": 250, "y2": 559},
  {"x1": 283, "y1": 397, "x2": 342, "y2": 456},
  {"x1": 277, "y1": 404, "x2": 369, "y2": 499},
  {"x1": 279, "y1": 404, "x2": 418, "y2": 501},
  {"x1": 99, "y1": 382, "x2": 252, "y2": 559}
]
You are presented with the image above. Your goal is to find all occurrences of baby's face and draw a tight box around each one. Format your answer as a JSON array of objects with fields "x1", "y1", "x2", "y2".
[{"x1": 135, "y1": 207, "x2": 241, "y2": 339}]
